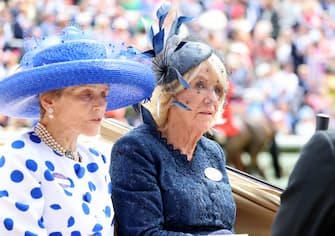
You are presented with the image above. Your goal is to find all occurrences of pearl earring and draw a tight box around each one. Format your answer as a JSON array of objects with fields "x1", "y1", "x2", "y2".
[{"x1": 48, "y1": 107, "x2": 54, "y2": 119}]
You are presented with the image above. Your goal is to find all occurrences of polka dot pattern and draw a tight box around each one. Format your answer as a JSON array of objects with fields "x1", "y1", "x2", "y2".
[
  {"x1": 83, "y1": 192, "x2": 92, "y2": 203},
  {"x1": 68, "y1": 178, "x2": 75, "y2": 188},
  {"x1": 50, "y1": 204, "x2": 62, "y2": 210},
  {"x1": 4, "y1": 218, "x2": 14, "y2": 230},
  {"x1": 10, "y1": 170, "x2": 24, "y2": 182},
  {"x1": 87, "y1": 163, "x2": 99, "y2": 173},
  {"x1": 64, "y1": 189, "x2": 73, "y2": 196},
  {"x1": 101, "y1": 154, "x2": 107, "y2": 164},
  {"x1": 45, "y1": 161, "x2": 55, "y2": 171},
  {"x1": 44, "y1": 170, "x2": 54, "y2": 181},
  {"x1": 31, "y1": 187, "x2": 42, "y2": 199},
  {"x1": 0, "y1": 155, "x2": 5, "y2": 167},
  {"x1": 37, "y1": 217, "x2": 45, "y2": 228},
  {"x1": 92, "y1": 223, "x2": 103, "y2": 232},
  {"x1": 88, "y1": 181, "x2": 96, "y2": 191},
  {"x1": 108, "y1": 182, "x2": 112, "y2": 194},
  {"x1": 29, "y1": 133, "x2": 41, "y2": 143},
  {"x1": 49, "y1": 232, "x2": 61, "y2": 236},
  {"x1": 11, "y1": 140, "x2": 25, "y2": 149},
  {"x1": 104, "y1": 206, "x2": 111, "y2": 218},
  {"x1": 24, "y1": 231, "x2": 38, "y2": 236},
  {"x1": 0, "y1": 131, "x2": 114, "y2": 235},
  {"x1": 89, "y1": 148, "x2": 99, "y2": 156},
  {"x1": 26, "y1": 159, "x2": 38, "y2": 172},
  {"x1": 71, "y1": 231, "x2": 81, "y2": 236},
  {"x1": 67, "y1": 216, "x2": 75, "y2": 227},
  {"x1": 74, "y1": 164, "x2": 85, "y2": 178},
  {"x1": 53, "y1": 150, "x2": 62, "y2": 156},
  {"x1": 0, "y1": 190, "x2": 9, "y2": 198},
  {"x1": 15, "y1": 202, "x2": 29, "y2": 212},
  {"x1": 82, "y1": 203, "x2": 90, "y2": 215}
]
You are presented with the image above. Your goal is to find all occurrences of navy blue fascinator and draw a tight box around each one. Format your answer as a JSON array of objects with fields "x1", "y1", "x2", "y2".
[
  {"x1": 144, "y1": 2, "x2": 213, "y2": 92},
  {"x1": 0, "y1": 26, "x2": 155, "y2": 118}
]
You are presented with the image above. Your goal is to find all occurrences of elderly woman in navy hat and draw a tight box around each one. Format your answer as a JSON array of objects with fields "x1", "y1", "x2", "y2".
[
  {"x1": 110, "y1": 4, "x2": 236, "y2": 236},
  {"x1": 0, "y1": 26, "x2": 155, "y2": 235}
]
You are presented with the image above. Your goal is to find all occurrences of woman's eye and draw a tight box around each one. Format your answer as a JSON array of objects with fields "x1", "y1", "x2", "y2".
[
  {"x1": 81, "y1": 92, "x2": 93, "y2": 100},
  {"x1": 103, "y1": 90, "x2": 109, "y2": 97},
  {"x1": 102, "y1": 91, "x2": 109, "y2": 99},
  {"x1": 195, "y1": 81, "x2": 205, "y2": 89},
  {"x1": 214, "y1": 86, "x2": 223, "y2": 96}
]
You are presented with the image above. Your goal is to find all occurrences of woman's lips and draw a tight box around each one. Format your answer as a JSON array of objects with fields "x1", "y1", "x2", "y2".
[
  {"x1": 199, "y1": 111, "x2": 213, "y2": 115},
  {"x1": 90, "y1": 117, "x2": 102, "y2": 123}
]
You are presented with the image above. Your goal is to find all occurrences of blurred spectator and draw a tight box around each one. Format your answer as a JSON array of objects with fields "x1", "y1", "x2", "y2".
[
  {"x1": 105, "y1": 108, "x2": 128, "y2": 123},
  {"x1": 295, "y1": 105, "x2": 316, "y2": 136},
  {"x1": 259, "y1": 0, "x2": 280, "y2": 39},
  {"x1": 0, "y1": 0, "x2": 334, "y2": 135}
]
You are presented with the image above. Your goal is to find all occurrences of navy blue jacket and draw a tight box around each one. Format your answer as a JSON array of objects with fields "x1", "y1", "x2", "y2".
[
  {"x1": 110, "y1": 108, "x2": 236, "y2": 236},
  {"x1": 271, "y1": 130, "x2": 335, "y2": 235}
]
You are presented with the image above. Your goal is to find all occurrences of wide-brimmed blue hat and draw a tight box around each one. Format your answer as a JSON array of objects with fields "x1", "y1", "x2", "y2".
[{"x1": 0, "y1": 26, "x2": 156, "y2": 118}]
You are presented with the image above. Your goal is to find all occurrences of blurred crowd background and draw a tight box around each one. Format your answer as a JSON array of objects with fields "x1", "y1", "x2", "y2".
[{"x1": 1, "y1": 0, "x2": 335, "y2": 137}]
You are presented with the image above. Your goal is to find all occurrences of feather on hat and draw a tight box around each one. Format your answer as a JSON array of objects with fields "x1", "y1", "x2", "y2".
[{"x1": 143, "y1": 2, "x2": 213, "y2": 92}]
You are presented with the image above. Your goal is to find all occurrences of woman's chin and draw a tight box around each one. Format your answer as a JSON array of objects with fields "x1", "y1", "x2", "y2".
[
  {"x1": 197, "y1": 120, "x2": 213, "y2": 131},
  {"x1": 82, "y1": 128, "x2": 100, "y2": 137}
]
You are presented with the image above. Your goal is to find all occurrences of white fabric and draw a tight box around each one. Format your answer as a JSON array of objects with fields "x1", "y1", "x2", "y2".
[{"x1": 0, "y1": 130, "x2": 114, "y2": 235}]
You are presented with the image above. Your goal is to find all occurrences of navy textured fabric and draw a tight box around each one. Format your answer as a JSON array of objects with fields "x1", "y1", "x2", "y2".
[{"x1": 110, "y1": 108, "x2": 236, "y2": 236}]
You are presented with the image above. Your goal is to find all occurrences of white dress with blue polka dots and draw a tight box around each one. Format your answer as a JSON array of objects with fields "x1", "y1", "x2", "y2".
[{"x1": 0, "y1": 130, "x2": 114, "y2": 236}]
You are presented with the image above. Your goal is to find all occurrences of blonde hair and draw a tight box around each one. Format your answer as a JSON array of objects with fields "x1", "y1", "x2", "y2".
[{"x1": 144, "y1": 53, "x2": 229, "y2": 128}]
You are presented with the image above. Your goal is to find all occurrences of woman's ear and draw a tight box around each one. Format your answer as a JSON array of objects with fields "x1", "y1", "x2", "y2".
[{"x1": 39, "y1": 92, "x2": 54, "y2": 111}]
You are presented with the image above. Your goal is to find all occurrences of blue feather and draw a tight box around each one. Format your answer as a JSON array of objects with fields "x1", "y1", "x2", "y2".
[
  {"x1": 141, "y1": 17, "x2": 151, "y2": 34},
  {"x1": 142, "y1": 49, "x2": 156, "y2": 58},
  {"x1": 153, "y1": 29, "x2": 165, "y2": 55},
  {"x1": 148, "y1": 26, "x2": 154, "y2": 46},
  {"x1": 174, "y1": 41, "x2": 187, "y2": 52},
  {"x1": 171, "y1": 100, "x2": 192, "y2": 111},
  {"x1": 172, "y1": 67, "x2": 190, "y2": 89},
  {"x1": 168, "y1": 16, "x2": 194, "y2": 37},
  {"x1": 156, "y1": 2, "x2": 171, "y2": 30},
  {"x1": 176, "y1": 16, "x2": 193, "y2": 34}
]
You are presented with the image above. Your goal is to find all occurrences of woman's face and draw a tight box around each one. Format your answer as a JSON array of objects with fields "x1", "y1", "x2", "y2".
[
  {"x1": 171, "y1": 61, "x2": 225, "y2": 133},
  {"x1": 50, "y1": 84, "x2": 109, "y2": 136}
]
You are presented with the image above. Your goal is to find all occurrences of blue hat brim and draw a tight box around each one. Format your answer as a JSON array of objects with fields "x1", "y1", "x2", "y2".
[{"x1": 0, "y1": 59, "x2": 155, "y2": 118}]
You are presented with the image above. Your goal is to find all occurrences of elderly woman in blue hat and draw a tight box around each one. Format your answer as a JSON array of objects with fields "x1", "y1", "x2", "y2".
[
  {"x1": 110, "y1": 4, "x2": 236, "y2": 236},
  {"x1": 0, "y1": 26, "x2": 155, "y2": 235}
]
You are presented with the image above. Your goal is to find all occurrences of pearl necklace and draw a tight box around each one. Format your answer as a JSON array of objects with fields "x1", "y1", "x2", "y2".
[{"x1": 34, "y1": 122, "x2": 81, "y2": 162}]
